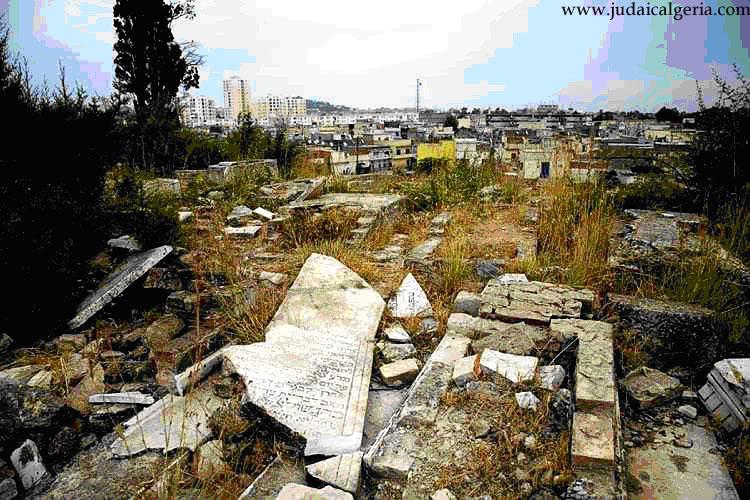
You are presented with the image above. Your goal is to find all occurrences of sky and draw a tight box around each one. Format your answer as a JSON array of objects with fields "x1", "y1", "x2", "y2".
[{"x1": 2, "y1": 0, "x2": 749, "y2": 111}]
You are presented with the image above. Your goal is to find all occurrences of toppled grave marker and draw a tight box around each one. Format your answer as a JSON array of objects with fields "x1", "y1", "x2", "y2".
[
  {"x1": 223, "y1": 253, "x2": 384, "y2": 456},
  {"x1": 306, "y1": 451, "x2": 363, "y2": 494},
  {"x1": 699, "y1": 358, "x2": 750, "y2": 434},
  {"x1": 69, "y1": 245, "x2": 173, "y2": 329}
]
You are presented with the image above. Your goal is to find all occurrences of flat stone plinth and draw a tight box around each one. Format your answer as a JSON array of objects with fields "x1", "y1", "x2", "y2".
[
  {"x1": 571, "y1": 411, "x2": 615, "y2": 467},
  {"x1": 224, "y1": 254, "x2": 384, "y2": 456}
]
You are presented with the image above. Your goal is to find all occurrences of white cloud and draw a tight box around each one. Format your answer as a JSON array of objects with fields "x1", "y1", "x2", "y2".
[{"x1": 172, "y1": 0, "x2": 539, "y2": 108}]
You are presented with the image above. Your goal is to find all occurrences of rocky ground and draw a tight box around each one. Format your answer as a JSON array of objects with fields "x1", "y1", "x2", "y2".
[{"x1": 0, "y1": 171, "x2": 747, "y2": 499}]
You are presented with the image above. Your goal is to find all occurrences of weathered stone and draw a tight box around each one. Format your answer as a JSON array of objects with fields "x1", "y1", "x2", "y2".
[
  {"x1": 143, "y1": 178, "x2": 180, "y2": 196},
  {"x1": 699, "y1": 358, "x2": 750, "y2": 434},
  {"x1": 59, "y1": 353, "x2": 90, "y2": 385},
  {"x1": 571, "y1": 412, "x2": 614, "y2": 467},
  {"x1": 382, "y1": 324, "x2": 411, "y2": 344},
  {"x1": 475, "y1": 259, "x2": 504, "y2": 279},
  {"x1": 275, "y1": 483, "x2": 353, "y2": 500},
  {"x1": 0, "y1": 333, "x2": 12, "y2": 353},
  {"x1": 371, "y1": 455, "x2": 414, "y2": 479},
  {"x1": 107, "y1": 235, "x2": 141, "y2": 252},
  {"x1": 478, "y1": 350, "x2": 538, "y2": 383},
  {"x1": 172, "y1": 349, "x2": 225, "y2": 396},
  {"x1": 0, "y1": 381, "x2": 67, "y2": 446},
  {"x1": 27, "y1": 370, "x2": 52, "y2": 389},
  {"x1": 551, "y1": 319, "x2": 615, "y2": 409},
  {"x1": 0, "y1": 477, "x2": 17, "y2": 499},
  {"x1": 224, "y1": 225, "x2": 262, "y2": 238},
  {"x1": 306, "y1": 451, "x2": 363, "y2": 494},
  {"x1": 143, "y1": 314, "x2": 184, "y2": 352},
  {"x1": 515, "y1": 391, "x2": 541, "y2": 411},
  {"x1": 405, "y1": 237, "x2": 442, "y2": 265},
  {"x1": 387, "y1": 273, "x2": 433, "y2": 318},
  {"x1": 69, "y1": 245, "x2": 172, "y2": 329},
  {"x1": 607, "y1": 293, "x2": 719, "y2": 371},
  {"x1": 89, "y1": 392, "x2": 155, "y2": 405},
  {"x1": 54, "y1": 333, "x2": 87, "y2": 352},
  {"x1": 480, "y1": 280, "x2": 594, "y2": 324},
  {"x1": 678, "y1": 405, "x2": 698, "y2": 420},
  {"x1": 223, "y1": 254, "x2": 384, "y2": 456},
  {"x1": 627, "y1": 421, "x2": 739, "y2": 499},
  {"x1": 431, "y1": 488, "x2": 457, "y2": 500},
  {"x1": 494, "y1": 273, "x2": 528, "y2": 284},
  {"x1": 380, "y1": 359, "x2": 419, "y2": 386},
  {"x1": 452, "y1": 355, "x2": 479, "y2": 388},
  {"x1": 376, "y1": 342, "x2": 416, "y2": 363},
  {"x1": 539, "y1": 365, "x2": 566, "y2": 391},
  {"x1": 142, "y1": 267, "x2": 183, "y2": 291},
  {"x1": 253, "y1": 207, "x2": 275, "y2": 220},
  {"x1": 0, "y1": 366, "x2": 42, "y2": 385},
  {"x1": 150, "y1": 327, "x2": 223, "y2": 378},
  {"x1": 226, "y1": 205, "x2": 254, "y2": 226},
  {"x1": 111, "y1": 386, "x2": 224, "y2": 457},
  {"x1": 178, "y1": 211, "x2": 193, "y2": 223},
  {"x1": 66, "y1": 363, "x2": 105, "y2": 414},
  {"x1": 259, "y1": 271, "x2": 286, "y2": 286},
  {"x1": 452, "y1": 291, "x2": 481, "y2": 317},
  {"x1": 46, "y1": 427, "x2": 80, "y2": 464},
  {"x1": 371, "y1": 245, "x2": 403, "y2": 263},
  {"x1": 194, "y1": 439, "x2": 227, "y2": 478},
  {"x1": 362, "y1": 388, "x2": 408, "y2": 450},
  {"x1": 469, "y1": 321, "x2": 547, "y2": 356},
  {"x1": 10, "y1": 440, "x2": 48, "y2": 491},
  {"x1": 622, "y1": 366, "x2": 682, "y2": 409}
]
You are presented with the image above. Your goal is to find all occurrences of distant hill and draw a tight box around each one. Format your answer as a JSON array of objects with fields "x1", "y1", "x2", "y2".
[{"x1": 306, "y1": 99, "x2": 352, "y2": 113}]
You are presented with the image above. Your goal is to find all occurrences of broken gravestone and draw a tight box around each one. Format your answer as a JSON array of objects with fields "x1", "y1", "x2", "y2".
[
  {"x1": 69, "y1": 245, "x2": 172, "y2": 329},
  {"x1": 699, "y1": 358, "x2": 750, "y2": 434},
  {"x1": 223, "y1": 253, "x2": 385, "y2": 456},
  {"x1": 387, "y1": 273, "x2": 433, "y2": 318},
  {"x1": 622, "y1": 366, "x2": 682, "y2": 409}
]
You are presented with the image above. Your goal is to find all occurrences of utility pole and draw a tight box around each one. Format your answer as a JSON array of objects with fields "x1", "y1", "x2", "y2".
[{"x1": 416, "y1": 78, "x2": 422, "y2": 121}]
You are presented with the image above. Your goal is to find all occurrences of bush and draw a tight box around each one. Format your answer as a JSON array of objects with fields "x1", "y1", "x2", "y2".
[
  {"x1": 615, "y1": 174, "x2": 692, "y2": 211},
  {"x1": 0, "y1": 21, "x2": 124, "y2": 341}
]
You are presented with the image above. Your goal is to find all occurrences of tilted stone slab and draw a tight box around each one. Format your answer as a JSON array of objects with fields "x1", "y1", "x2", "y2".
[
  {"x1": 479, "y1": 280, "x2": 594, "y2": 325},
  {"x1": 306, "y1": 451, "x2": 363, "y2": 494},
  {"x1": 110, "y1": 386, "x2": 224, "y2": 457},
  {"x1": 69, "y1": 245, "x2": 172, "y2": 329},
  {"x1": 478, "y1": 350, "x2": 538, "y2": 383},
  {"x1": 223, "y1": 254, "x2": 384, "y2": 456},
  {"x1": 405, "y1": 237, "x2": 443, "y2": 264},
  {"x1": 551, "y1": 319, "x2": 615, "y2": 410}
]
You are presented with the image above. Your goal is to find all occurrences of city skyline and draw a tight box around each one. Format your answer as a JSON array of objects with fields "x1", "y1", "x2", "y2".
[{"x1": 3, "y1": 0, "x2": 749, "y2": 111}]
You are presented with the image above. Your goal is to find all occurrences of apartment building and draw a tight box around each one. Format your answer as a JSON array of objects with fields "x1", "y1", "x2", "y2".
[{"x1": 223, "y1": 76, "x2": 252, "y2": 120}]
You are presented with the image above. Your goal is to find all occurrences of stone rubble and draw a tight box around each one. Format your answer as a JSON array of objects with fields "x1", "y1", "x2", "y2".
[{"x1": 10, "y1": 440, "x2": 49, "y2": 491}]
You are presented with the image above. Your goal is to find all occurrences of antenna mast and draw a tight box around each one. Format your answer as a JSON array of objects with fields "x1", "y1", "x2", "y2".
[{"x1": 416, "y1": 78, "x2": 422, "y2": 121}]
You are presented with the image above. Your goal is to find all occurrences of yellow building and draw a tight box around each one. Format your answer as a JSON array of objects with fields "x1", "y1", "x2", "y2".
[{"x1": 417, "y1": 140, "x2": 456, "y2": 162}]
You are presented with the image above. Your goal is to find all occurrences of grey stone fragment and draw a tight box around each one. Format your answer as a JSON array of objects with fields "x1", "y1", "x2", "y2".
[
  {"x1": 195, "y1": 440, "x2": 226, "y2": 478},
  {"x1": 678, "y1": 405, "x2": 698, "y2": 419},
  {"x1": 382, "y1": 324, "x2": 411, "y2": 344},
  {"x1": 224, "y1": 225, "x2": 261, "y2": 238},
  {"x1": 0, "y1": 477, "x2": 17, "y2": 499},
  {"x1": 107, "y1": 235, "x2": 141, "y2": 252},
  {"x1": 452, "y1": 291, "x2": 481, "y2": 317},
  {"x1": 380, "y1": 359, "x2": 419, "y2": 386},
  {"x1": 0, "y1": 366, "x2": 42, "y2": 385},
  {"x1": 387, "y1": 273, "x2": 433, "y2": 318},
  {"x1": 479, "y1": 350, "x2": 538, "y2": 383},
  {"x1": 10, "y1": 440, "x2": 48, "y2": 490},
  {"x1": 0, "y1": 333, "x2": 13, "y2": 353},
  {"x1": 376, "y1": 342, "x2": 416, "y2": 363},
  {"x1": 306, "y1": 452, "x2": 363, "y2": 494},
  {"x1": 275, "y1": 483, "x2": 353, "y2": 500},
  {"x1": 515, "y1": 391, "x2": 540, "y2": 411},
  {"x1": 88, "y1": 392, "x2": 155, "y2": 405},
  {"x1": 539, "y1": 365, "x2": 566, "y2": 391},
  {"x1": 371, "y1": 455, "x2": 414, "y2": 479},
  {"x1": 431, "y1": 489, "x2": 457, "y2": 500},
  {"x1": 622, "y1": 366, "x2": 682, "y2": 409},
  {"x1": 259, "y1": 271, "x2": 286, "y2": 286}
]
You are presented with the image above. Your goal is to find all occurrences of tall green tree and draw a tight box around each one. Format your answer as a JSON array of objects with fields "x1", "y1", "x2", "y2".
[{"x1": 113, "y1": 0, "x2": 201, "y2": 172}]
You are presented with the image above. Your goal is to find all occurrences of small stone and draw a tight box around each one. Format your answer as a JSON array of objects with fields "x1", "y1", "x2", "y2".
[
  {"x1": 0, "y1": 333, "x2": 12, "y2": 353},
  {"x1": 517, "y1": 452, "x2": 528, "y2": 464},
  {"x1": 495, "y1": 273, "x2": 528, "y2": 284},
  {"x1": 431, "y1": 488, "x2": 457, "y2": 500},
  {"x1": 520, "y1": 482, "x2": 533, "y2": 494},
  {"x1": 275, "y1": 484, "x2": 353, "y2": 500},
  {"x1": 195, "y1": 440, "x2": 227, "y2": 478},
  {"x1": 625, "y1": 440, "x2": 634, "y2": 447},
  {"x1": 382, "y1": 324, "x2": 411, "y2": 344},
  {"x1": 0, "y1": 478, "x2": 18, "y2": 499},
  {"x1": 475, "y1": 259, "x2": 504, "y2": 279},
  {"x1": 677, "y1": 405, "x2": 697, "y2": 420},
  {"x1": 107, "y1": 234, "x2": 141, "y2": 252},
  {"x1": 681, "y1": 390, "x2": 698, "y2": 402},
  {"x1": 452, "y1": 291, "x2": 481, "y2": 316},
  {"x1": 420, "y1": 318, "x2": 438, "y2": 335},
  {"x1": 376, "y1": 342, "x2": 417, "y2": 363},
  {"x1": 516, "y1": 391, "x2": 540, "y2": 411},
  {"x1": 259, "y1": 271, "x2": 286, "y2": 286},
  {"x1": 471, "y1": 419, "x2": 492, "y2": 438},
  {"x1": 514, "y1": 467, "x2": 529, "y2": 481},
  {"x1": 524, "y1": 435, "x2": 537, "y2": 450},
  {"x1": 539, "y1": 365, "x2": 566, "y2": 391},
  {"x1": 371, "y1": 455, "x2": 414, "y2": 479},
  {"x1": 0, "y1": 365, "x2": 42, "y2": 384},
  {"x1": 27, "y1": 370, "x2": 52, "y2": 389},
  {"x1": 479, "y1": 350, "x2": 538, "y2": 383},
  {"x1": 452, "y1": 355, "x2": 479, "y2": 388},
  {"x1": 380, "y1": 359, "x2": 419, "y2": 386},
  {"x1": 253, "y1": 207, "x2": 275, "y2": 221},
  {"x1": 54, "y1": 333, "x2": 87, "y2": 352},
  {"x1": 10, "y1": 440, "x2": 48, "y2": 490},
  {"x1": 674, "y1": 438, "x2": 693, "y2": 449}
]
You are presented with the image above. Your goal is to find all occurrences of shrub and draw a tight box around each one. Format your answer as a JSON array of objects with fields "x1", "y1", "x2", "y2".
[
  {"x1": 615, "y1": 174, "x2": 692, "y2": 211},
  {"x1": 279, "y1": 208, "x2": 359, "y2": 248}
]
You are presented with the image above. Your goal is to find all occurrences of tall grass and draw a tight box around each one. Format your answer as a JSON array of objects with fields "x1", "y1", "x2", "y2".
[{"x1": 536, "y1": 179, "x2": 615, "y2": 288}]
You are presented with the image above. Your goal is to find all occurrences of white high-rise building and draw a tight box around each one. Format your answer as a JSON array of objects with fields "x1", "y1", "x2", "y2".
[
  {"x1": 223, "y1": 76, "x2": 252, "y2": 120},
  {"x1": 180, "y1": 94, "x2": 216, "y2": 127}
]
